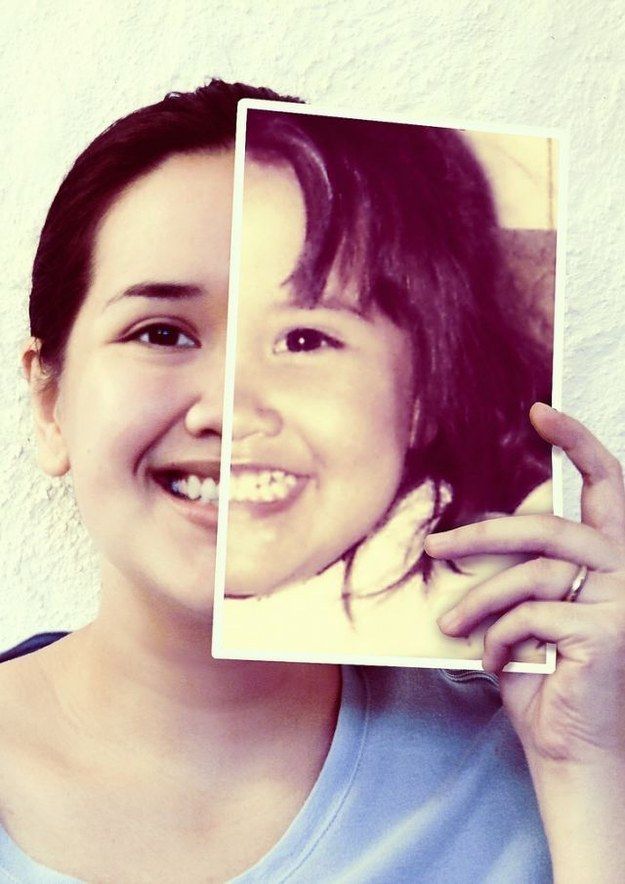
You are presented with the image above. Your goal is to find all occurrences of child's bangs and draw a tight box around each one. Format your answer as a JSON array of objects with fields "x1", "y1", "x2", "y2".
[{"x1": 246, "y1": 110, "x2": 390, "y2": 319}]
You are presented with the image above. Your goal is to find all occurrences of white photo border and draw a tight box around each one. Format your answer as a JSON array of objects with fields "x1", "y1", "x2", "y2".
[{"x1": 212, "y1": 98, "x2": 568, "y2": 675}]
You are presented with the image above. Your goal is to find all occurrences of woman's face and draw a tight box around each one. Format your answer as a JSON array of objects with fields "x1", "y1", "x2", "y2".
[
  {"x1": 45, "y1": 151, "x2": 232, "y2": 612},
  {"x1": 39, "y1": 151, "x2": 414, "y2": 609}
]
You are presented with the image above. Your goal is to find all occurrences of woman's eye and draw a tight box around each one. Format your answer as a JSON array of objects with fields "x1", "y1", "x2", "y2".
[
  {"x1": 130, "y1": 324, "x2": 197, "y2": 349},
  {"x1": 273, "y1": 328, "x2": 343, "y2": 354}
]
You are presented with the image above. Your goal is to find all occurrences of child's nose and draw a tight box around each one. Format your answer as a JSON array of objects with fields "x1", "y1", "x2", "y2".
[{"x1": 231, "y1": 364, "x2": 282, "y2": 442}]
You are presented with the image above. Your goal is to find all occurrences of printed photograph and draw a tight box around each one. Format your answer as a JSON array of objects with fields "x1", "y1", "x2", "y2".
[{"x1": 213, "y1": 103, "x2": 561, "y2": 671}]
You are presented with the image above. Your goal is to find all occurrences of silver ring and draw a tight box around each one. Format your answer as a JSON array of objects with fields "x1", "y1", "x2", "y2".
[{"x1": 564, "y1": 564, "x2": 589, "y2": 603}]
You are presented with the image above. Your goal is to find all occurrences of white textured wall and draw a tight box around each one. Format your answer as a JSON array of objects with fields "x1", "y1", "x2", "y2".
[{"x1": 0, "y1": 0, "x2": 623, "y2": 647}]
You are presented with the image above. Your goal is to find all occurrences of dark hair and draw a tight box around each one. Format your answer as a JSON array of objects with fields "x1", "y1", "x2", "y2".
[
  {"x1": 30, "y1": 80, "x2": 301, "y2": 375},
  {"x1": 30, "y1": 80, "x2": 550, "y2": 589},
  {"x1": 245, "y1": 110, "x2": 551, "y2": 588}
]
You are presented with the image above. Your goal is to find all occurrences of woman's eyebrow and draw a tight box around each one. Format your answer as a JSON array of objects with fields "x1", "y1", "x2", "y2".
[{"x1": 103, "y1": 282, "x2": 205, "y2": 309}]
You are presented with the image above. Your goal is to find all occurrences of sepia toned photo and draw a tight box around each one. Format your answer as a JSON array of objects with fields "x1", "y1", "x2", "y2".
[{"x1": 213, "y1": 102, "x2": 563, "y2": 671}]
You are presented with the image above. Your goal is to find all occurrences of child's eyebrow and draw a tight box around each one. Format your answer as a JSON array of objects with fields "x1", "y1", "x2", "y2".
[
  {"x1": 280, "y1": 295, "x2": 371, "y2": 320},
  {"x1": 103, "y1": 282, "x2": 205, "y2": 310}
]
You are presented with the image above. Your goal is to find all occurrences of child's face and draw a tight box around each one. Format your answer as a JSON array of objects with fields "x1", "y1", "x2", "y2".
[
  {"x1": 42, "y1": 151, "x2": 415, "y2": 609},
  {"x1": 225, "y1": 161, "x2": 414, "y2": 596}
]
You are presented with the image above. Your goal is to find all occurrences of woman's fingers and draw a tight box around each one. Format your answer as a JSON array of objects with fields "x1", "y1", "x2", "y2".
[
  {"x1": 438, "y1": 557, "x2": 597, "y2": 636},
  {"x1": 480, "y1": 600, "x2": 595, "y2": 673},
  {"x1": 424, "y1": 514, "x2": 623, "y2": 571},
  {"x1": 530, "y1": 403, "x2": 625, "y2": 543}
]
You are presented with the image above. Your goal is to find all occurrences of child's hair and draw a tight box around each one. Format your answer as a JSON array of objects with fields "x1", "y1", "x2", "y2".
[
  {"x1": 29, "y1": 79, "x2": 550, "y2": 590},
  {"x1": 245, "y1": 110, "x2": 551, "y2": 587}
]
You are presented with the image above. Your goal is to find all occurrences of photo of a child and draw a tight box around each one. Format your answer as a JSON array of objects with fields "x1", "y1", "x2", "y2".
[{"x1": 214, "y1": 102, "x2": 559, "y2": 669}]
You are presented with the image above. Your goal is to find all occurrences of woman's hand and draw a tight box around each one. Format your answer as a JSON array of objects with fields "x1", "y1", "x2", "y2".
[
  {"x1": 425, "y1": 403, "x2": 625, "y2": 762},
  {"x1": 424, "y1": 403, "x2": 625, "y2": 881}
]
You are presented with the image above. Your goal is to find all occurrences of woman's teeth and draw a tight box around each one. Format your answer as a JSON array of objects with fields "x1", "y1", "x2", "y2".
[
  {"x1": 171, "y1": 475, "x2": 218, "y2": 504},
  {"x1": 169, "y1": 470, "x2": 298, "y2": 504}
]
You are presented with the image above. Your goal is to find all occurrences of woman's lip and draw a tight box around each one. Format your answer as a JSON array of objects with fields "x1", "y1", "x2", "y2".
[
  {"x1": 153, "y1": 477, "x2": 218, "y2": 531},
  {"x1": 153, "y1": 462, "x2": 220, "y2": 481}
]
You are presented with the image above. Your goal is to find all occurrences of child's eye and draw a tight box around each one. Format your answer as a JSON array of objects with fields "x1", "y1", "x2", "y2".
[
  {"x1": 129, "y1": 323, "x2": 198, "y2": 349},
  {"x1": 273, "y1": 328, "x2": 343, "y2": 354}
]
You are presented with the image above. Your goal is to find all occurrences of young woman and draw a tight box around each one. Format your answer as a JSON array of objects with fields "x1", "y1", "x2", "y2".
[{"x1": 0, "y1": 80, "x2": 623, "y2": 882}]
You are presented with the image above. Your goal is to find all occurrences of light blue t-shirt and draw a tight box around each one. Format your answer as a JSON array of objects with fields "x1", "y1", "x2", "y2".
[{"x1": 0, "y1": 664, "x2": 552, "y2": 883}]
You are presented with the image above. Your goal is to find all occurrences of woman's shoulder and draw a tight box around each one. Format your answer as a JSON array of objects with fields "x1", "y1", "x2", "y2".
[
  {"x1": 0, "y1": 631, "x2": 69, "y2": 664},
  {"x1": 0, "y1": 632, "x2": 69, "y2": 757}
]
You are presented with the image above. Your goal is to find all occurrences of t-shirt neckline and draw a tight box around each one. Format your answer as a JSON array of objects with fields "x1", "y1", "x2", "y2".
[
  {"x1": 232, "y1": 664, "x2": 369, "y2": 882},
  {"x1": 0, "y1": 665, "x2": 368, "y2": 884}
]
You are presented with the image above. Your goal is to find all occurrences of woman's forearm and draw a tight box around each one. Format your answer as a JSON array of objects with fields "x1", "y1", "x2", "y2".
[{"x1": 527, "y1": 755, "x2": 625, "y2": 883}]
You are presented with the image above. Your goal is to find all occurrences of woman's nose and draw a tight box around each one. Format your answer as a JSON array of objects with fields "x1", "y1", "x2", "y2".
[
  {"x1": 185, "y1": 395, "x2": 223, "y2": 437},
  {"x1": 184, "y1": 348, "x2": 225, "y2": 437}
]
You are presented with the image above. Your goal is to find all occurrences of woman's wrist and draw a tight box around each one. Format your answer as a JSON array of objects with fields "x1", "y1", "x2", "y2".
[{"x1": 525, "y1": 752, "x2": 625, "y2": 883}]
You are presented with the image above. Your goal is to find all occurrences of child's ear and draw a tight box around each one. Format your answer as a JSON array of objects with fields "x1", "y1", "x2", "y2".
[
  {"x1": 21, "y1": 339, "x2": 70, "y2": 477},
  {"x1": 409, "y1": 405, "x2": 436, "y2": 450}
]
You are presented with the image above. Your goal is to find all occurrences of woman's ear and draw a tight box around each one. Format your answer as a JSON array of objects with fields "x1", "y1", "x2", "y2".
[{"x1": 21, "y1": 339, "x2": 70, "y2": 477}]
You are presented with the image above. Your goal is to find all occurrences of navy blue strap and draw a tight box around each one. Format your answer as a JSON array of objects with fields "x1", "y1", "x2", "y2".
[{"x1": 0, "y1": 632, "x2": 69, "y2": 663}]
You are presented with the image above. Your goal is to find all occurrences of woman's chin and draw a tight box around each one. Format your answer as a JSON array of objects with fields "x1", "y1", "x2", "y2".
[{"x1": 146, "y1": 584, "x2": 217, "y2": 628}]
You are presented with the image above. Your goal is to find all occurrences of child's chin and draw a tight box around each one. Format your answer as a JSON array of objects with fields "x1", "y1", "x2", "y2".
[
  {"x1": 224, "y1": 541, "x2": 351, "y2": 599},
  {"x1": 223, "y1": 573, "x2": 286, "y2": 600}
]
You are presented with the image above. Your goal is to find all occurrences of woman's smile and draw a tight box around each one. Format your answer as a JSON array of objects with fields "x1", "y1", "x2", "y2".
[{"x1": 49, "y1": 151, "x2": 235, "y2": 610}]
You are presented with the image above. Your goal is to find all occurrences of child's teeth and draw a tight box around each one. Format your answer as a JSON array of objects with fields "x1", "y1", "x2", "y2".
[{"x1": 228, "y1": 470, "x2": 299, "y2": 503}]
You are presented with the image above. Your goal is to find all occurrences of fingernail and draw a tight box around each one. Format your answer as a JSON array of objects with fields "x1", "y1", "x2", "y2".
[
  {"x1": 424, "y1": 533, "x2": 445, "y2": 554},
  {"x1": 438, "y1": 610, "x2": 461, "y2": 633}
]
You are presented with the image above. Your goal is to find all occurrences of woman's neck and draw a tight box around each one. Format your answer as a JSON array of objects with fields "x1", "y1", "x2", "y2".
[{"x1": 37, "y1": 567, "x2": 341, "y2": 783}]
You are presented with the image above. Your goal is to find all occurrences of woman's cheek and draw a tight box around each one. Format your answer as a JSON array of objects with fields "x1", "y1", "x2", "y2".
[{"x1": 65, "y1": 364, "x2": 176, "y2": 482}]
